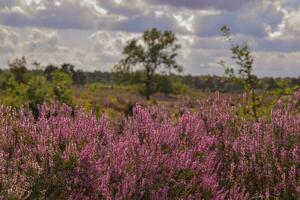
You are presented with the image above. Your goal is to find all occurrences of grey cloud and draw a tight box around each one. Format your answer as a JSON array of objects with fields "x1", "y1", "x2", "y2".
[
  {"x1": 182, "y1": 45, "x2": 300, "y2": 77},
  {"x1": 0, "y1": 25, "x2": 20, "y2": 53},
  {"x1": 88, "y1": 31, "x2": 140, "y2": 70},
  {"x1": 0, "y1": 0, "x2": 20, "y2": 8},
  {"x1": 98, "y1": 0, "x2": 147, "y2": 17},
  {"x1": 113, "y1": 14, "x2": 178, "y2": 33},
  {"x1": 195, "y1": 1, "x2": 284, "y2": 38},
  {"x1": 279, "y1": 11, "x2": 300, "y2": 38},
  {"x1": 23, "y1": 29, "x2": 60, "y2": 52},
  {"x1": 0, "y1": 0, "x2": 299, "y2": 77},
  {"x1": 148, "y1": 0, "x2": 252, "y2": 11},
  {"x1": 195, "y1": 12, "x2": 236, "y2": 37},
  {"x1": 0, "y1": 0, "x2": 119, "y2": 30},
  {"x1": 282, "y1": 0, "x2": 300, "y2": 9},
  {"x1": 250, "y1": 37, "x2": 300, "y2": 52},
  {"x1": 253, "y1": 51, "x2": 300, "y2": 77}
]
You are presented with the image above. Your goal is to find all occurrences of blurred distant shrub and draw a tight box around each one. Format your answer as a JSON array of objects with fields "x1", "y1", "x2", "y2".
[
  {"x1": 44, "y1": 64, "x2": 59, "y2": 81},
  {"x1": 27, "y1": 76, "x2": 51, "y2": 118},
  {"x1": 72, "y1": 69, "x2": 87, "y2": 85},
  {"x1": 4, "y1": 57, "x2": 73, "y2": 118},
  {"x1": 155, "y1": 75, "x2": 188, "y2": 95},
  {"x1": 51, "y1": 70, "x2": 73, "y2": 106},
  {"x1": 45, "y1": 63, "x2": 86, "y2": 86},
  {"x1": 4, "y1": 77, "x2": 29, "y2": 109},
  {"x1": 8, "y1": 57, "x2": 29, "y2": 84},
  {"x1": 273, "y1": 79, "x2": 299, "y2": 99},
  {"x1": 115, "y1": 71, "x2": 188, "y2": 96}
]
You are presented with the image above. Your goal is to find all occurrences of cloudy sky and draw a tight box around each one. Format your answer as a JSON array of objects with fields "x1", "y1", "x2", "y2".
[{"x1": 0, "y1": 0, "x2": 299, "y2": 77}]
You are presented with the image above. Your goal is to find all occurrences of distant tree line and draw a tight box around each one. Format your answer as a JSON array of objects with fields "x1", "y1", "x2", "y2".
[{"x1": 0, "y1": 66, "x2": 299, "y2": 93}]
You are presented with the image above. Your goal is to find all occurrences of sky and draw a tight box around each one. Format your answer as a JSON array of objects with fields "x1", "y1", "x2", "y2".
[{"x1": 0, "y1": 0, "x2": 299, "y2": 77}]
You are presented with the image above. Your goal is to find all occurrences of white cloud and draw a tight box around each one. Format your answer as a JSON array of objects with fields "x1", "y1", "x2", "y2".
[
  {"x1": 88, "y1": 31, "x2": 140, "y2": 71},
  {"x1": 0, "y1": 25, "x2": 20, "y2": 54},
  {"x1": 0, "y1": 0, "x2": 299, "y2": 77},
  {"x1": 0, "y1": 0, "x2": 120, "y2": 29},
  {"x1": 23, "y1": 28, "x2": 60, "y2": 52},
  {"x1": 253, "y1": 51, "x2": 300, "y2": 77}
]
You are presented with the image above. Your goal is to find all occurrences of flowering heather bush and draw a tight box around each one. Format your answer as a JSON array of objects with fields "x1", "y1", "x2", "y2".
[{"x1": 0, "y1": 92, "x2": 300, "y2": 199}]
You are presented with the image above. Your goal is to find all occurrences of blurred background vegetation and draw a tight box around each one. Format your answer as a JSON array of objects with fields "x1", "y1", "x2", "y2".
[
  {"x1": 0, "y1": 28, "x2": 299, "y2": 120},
  {"x1": 0, "y1": 56, "x2": 299, "y2": 118}
]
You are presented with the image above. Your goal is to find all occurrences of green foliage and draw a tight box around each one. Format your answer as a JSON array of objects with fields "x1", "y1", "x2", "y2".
[
  {"x1": 5, "y1": 58, "x2": 50, "y2": 113},
  {"x1": 4, "y1": 77, "x2": 29, "y2": 108},
  {"x1": 115, "y1": 28, "x2": 182, "y2": 100},
  {"x1": 51, "y1": 70, "x2": 73, "y2": 106},
  {"x1": 114, "y1": 70, "x2": 144, "y2": 85},
  {"x1": 273, "y1": 79, "x2": 299, "y2": 98},
  {"x1": 114, "y1": 70, "x2": 188, "y2": 96},
  {"x1": 3, "y1": 58, "x2": 73, "y2": 118},
  {"x1": 27, "y1": 76, "x2": 52, "y2": 118},
  {"x1": 44, "y1": 64, "x2": 59, "y2": 81},
  {"x1": 84, "y1": 100, "x2": 102, "y2": 117},
  {"x1": 73, "y1": 69, "x2": 87, "y2": 85},
  {"x1": 44, "y1": 63, "x2": 86, "y2": 86},
  {"x1": 8, "y1": 57, "x2": 29, "y2": 84},
  {"x1": 4, "y1": 75, "x2": 51, "y2": 119},
  {"x1": 0, "y1": 71, "x2": 14, "y2": 90},
  {"x1": 155, "y1": 75, "x2": 188, "y2": 95},
  {"x1": 40, "y1": 69, "x2": 300, "y2": 94},
  {"x1": 271, "y1": 79, "x2": 300, "y2": 109}
]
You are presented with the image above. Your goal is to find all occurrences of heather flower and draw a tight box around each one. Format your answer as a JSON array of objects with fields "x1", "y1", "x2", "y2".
[{"x1": 0, "y1": 91, "x2": 300, "y2": 199}]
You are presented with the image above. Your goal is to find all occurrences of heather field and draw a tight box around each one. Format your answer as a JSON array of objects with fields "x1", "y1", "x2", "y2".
[
  {"x1": 1, "y1": 1, "x2": 300, "y2": 199},
  {"x1": 1, "y1": 90, "x2": 299, "y2": 199}
]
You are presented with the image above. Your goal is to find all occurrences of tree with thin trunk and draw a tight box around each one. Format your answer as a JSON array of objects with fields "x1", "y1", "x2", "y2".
[
  {"x1": 220, "y1": 25, "x2": 260, "y2": 121},
  {"x1": 115, "y1": 28, "x2": 182, "y2": 100}
]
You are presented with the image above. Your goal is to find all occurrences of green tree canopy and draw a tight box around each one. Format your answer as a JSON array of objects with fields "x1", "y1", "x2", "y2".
[{"x1": 115, "y1": 28, "x2": 182, "y2": 100}]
